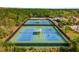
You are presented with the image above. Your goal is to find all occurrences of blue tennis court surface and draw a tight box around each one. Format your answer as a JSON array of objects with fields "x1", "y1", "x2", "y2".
[
  {"x1": 24, "y1": 19, "x2": 52, "y2": 25},
  {"x1": 7, "y1": 18, "x2": 70, "y2": 47}
]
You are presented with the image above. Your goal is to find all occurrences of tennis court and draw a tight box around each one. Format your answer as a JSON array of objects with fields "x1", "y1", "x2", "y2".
[{"x1": 6, "y1": 18, "x2": 71, "y2": 47}]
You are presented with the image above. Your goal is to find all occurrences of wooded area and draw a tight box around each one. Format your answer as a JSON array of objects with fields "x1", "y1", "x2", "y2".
[{"x1": 0, "y1": 8, "x2": 79, "y2": 39}]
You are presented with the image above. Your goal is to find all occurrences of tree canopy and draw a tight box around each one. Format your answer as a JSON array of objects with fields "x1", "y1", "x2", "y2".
[{"x1": 0, "y1": 8, "x2": 79, "y2": 39}]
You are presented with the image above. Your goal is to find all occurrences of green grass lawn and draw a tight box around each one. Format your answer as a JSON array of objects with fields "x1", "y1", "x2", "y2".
[{"x1": 62, "y1": 26, "x2": 79, "y2": 51}]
